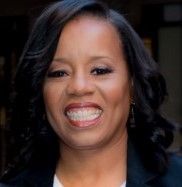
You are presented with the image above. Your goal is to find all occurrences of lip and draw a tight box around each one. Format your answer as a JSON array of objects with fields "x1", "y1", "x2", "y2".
[
  {"x1": 64, "y1": 102, "x2": 103, "y2": 128},
  {"x1": 65, "y1": 102, "x2": 102, "y2": 111}
]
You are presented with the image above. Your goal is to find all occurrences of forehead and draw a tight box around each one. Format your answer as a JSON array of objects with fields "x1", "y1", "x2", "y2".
[
  {"x1": 60, "y1": 15, "x2": 121, "y2": 44},
  {"x1": 55, "y1": 15, "x2": 123, "y2": 58}
]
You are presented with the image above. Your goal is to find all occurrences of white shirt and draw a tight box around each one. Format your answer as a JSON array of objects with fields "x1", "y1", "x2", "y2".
[
  {"x1": 53, "y1": 175, "x2": 64, "y2": 187},
  {"x1": 53, "y1": 175, "x2": 126, "y2": 187}
]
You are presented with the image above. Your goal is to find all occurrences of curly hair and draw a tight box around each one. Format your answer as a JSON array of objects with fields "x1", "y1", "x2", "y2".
[{"x1": 5, "y1": 0, "x2": 173, "y2": 176}]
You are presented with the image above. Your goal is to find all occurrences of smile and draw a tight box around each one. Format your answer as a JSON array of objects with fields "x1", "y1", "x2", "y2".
[
  {"x1": 64, "y1": 103, "x2": 103, "y2": 127},
  {"x1": 66, "y1": 108, "x2": 102, "y2": 121}
]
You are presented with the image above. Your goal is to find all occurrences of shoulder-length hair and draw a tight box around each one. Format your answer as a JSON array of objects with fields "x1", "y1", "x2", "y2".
[{"x1": 7, "y1": 0, "x2": 173, "y2": 175}]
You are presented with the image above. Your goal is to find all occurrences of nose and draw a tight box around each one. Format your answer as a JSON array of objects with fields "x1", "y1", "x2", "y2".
[{"x1": 66, "y1": 73, "x2": 94, "y2": 96}]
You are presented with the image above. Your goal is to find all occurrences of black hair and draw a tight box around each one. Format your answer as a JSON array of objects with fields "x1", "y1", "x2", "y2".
[{"x1": 3, "y1": 0, "x2": 174, "y2": 177}]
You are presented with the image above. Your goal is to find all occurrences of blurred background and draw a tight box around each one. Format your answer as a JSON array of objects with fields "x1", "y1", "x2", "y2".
[{"x1": 0, "y1": 0, "x2": 181, "y2": 174}]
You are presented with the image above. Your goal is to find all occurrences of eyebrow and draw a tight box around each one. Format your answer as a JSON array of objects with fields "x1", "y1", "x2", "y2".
[
  {"x1": 53, "y1": 56, "x2": 113, "y2": 63},
  {"x1": 89, "y1": 56, "x2": 113, "y2": 61},
  {"x1": 52, "y1": 57, "x2": 68, "y2": 63}
]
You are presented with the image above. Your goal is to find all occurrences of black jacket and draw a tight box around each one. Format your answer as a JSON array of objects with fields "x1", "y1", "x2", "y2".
[{"x1": 0, "y1": 141, "x2": 181, "y2": 187}]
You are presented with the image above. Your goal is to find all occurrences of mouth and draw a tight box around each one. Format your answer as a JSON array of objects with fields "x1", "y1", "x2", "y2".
[{"x1": 64, "y1": 103, "x2": 103, "y2": 128}]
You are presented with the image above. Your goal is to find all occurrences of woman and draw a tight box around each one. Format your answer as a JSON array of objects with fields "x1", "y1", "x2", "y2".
[{"x1": 0, "y1": 0, "x2": 181, "y2": 186}]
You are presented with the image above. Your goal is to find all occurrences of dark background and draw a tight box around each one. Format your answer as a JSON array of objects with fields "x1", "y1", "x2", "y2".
[{"x1": 0, "y1": 0, "x2": 181, "y2": 174}]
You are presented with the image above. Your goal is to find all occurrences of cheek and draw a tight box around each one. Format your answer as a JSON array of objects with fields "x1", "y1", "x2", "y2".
[
  {"x1": 107, "y1": 80, "x2": 131, "y2": 124},
  {"x1": 98, "y1": 77, "x2": 131, "y2": 106},
  {"x1": 43, "y1": 84, "x2": 65, "y2": 133},
  {"x1": 43, "y1": 86, "x2": 55, "y2": 108},
  {"x1": 43, "y1": 84, "x2": 63, "y2": 114}
]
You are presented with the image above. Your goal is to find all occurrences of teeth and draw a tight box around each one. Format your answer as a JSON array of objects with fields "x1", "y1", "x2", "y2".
[{"x1": 66, "y1": 108, "x2": 102, "y2": 121}]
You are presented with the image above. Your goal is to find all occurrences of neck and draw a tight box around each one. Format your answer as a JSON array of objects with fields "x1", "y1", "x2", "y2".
[{"x1": 56, "y1": 130, "x2": 128, "y2": 187}]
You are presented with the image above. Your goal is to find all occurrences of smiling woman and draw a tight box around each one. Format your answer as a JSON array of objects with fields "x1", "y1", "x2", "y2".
[
  {"x1": 0, "y1": 0, "x2": 181, "y2": 187},
  {"x1": 43, "y1": 16, "x2": 131, "y2": 152}
]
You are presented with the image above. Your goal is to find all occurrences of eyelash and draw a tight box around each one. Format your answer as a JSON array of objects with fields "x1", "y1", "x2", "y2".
[
  {"x1": 91, "y1": 67, "x2": 113, "y2": 75},
  {"x1": 47, "y1": 67, "x2": 113, "y2": 78},
  {"x1": 47, "y1": 70, "x2": 68, "y2": 78}
]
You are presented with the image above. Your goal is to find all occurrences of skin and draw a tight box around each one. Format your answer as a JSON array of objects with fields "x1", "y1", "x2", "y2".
[{"x1": 43, "y1": 16, "x2": 132, "y2": 187}]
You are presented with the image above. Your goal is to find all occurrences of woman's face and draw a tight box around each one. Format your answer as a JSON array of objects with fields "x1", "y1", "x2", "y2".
[{"x1": 43, "y1": 16, "x2": 132, "y2": 150}]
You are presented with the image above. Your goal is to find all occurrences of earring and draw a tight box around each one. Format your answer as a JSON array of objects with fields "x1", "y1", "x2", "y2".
[{"x1": 130, "y1": 101, "x2": 136, "y2": 128}]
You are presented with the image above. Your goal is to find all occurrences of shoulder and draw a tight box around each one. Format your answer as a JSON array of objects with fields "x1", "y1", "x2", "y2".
[
  {"x1": 0, "y1": 164, "x2": 55, "y2": 187},
  {"x1": 155, "y1": 153, "x2": 182, "y2": 186},
  {"x1": 0, "y1": 137, "x2": 58, "y2": 186},
  {"x1": 0, "y1": 163, "x2": 35, "y2": 186},
  {"x1": 0, "y1": 184, "x2": 12, "y2": 187},
  {"x1": 0, "y1": 168, "x2": 30, "y2": 187},
  {"x1": 127, "y1": 140, "x2": 182, "y2": 186},
  {"x1": 0, "y1": 155, "x2": 56, "y2": 187},
  {"x1": 163, "y1": 153, "x2": 182, "y2": 180}
]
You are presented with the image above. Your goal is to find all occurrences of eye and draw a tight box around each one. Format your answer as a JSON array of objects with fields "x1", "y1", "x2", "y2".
[
  {"x1": 47, "y1": 70, "x2": 68, "y2": 78},
  {"x1": 91, "y1": 67, "x2": 113, "y2": 75}
]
